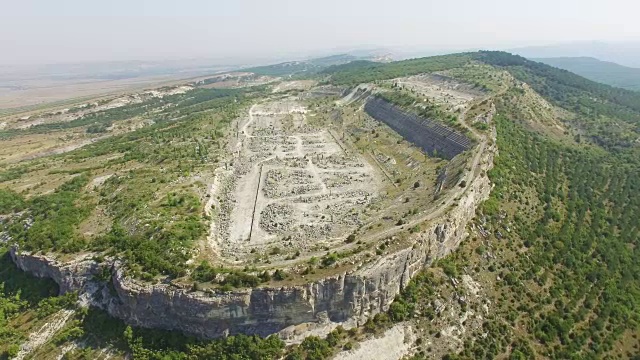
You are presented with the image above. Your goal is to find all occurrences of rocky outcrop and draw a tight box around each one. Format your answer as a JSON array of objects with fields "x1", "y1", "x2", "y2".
[
  {"x1": 10, "y1": 252, "x2": 100, "y2": 294},
  {"x1": 10, "y1": 132, "x2": 496, "y2": 340}
]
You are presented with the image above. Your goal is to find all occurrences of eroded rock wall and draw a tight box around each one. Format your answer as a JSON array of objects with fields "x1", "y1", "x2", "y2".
[{"x1": 10, "y1": 133, "x2": 495, "y2": 340}]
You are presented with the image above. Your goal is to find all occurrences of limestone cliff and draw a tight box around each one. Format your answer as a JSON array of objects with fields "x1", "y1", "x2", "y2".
[{"x1": 10, "y1": 131, "x2": 495, "y2": 340}]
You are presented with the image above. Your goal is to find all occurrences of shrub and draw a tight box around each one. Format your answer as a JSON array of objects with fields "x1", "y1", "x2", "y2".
[
  {"x1": 321, "y1": 253, "x2": 339, "y2": 267},
  {"x1": 5, "y1": 344, "x2": 20, "y2": 358},
  {"x1": 389, "y1": 302, "x2": 409, "y2": 322},
  {"x1": 273, "y1": 269, "x2": 286, "y2": 281},
  {"x1": 0, "y1": 189, "x2": 25, "y2": 213},
  {"x1": 300, "y1": 336, "x2": 332, "y2": 360}
]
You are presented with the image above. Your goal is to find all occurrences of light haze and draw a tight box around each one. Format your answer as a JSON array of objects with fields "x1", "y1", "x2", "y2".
[{"x1": 1, "y1": 0, "x2": 639, "y2": 65}]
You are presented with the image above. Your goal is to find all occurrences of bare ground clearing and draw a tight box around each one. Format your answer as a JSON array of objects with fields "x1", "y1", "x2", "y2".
[{"x1": 211, "y1": 99, "x2": 381, "y2": 262}]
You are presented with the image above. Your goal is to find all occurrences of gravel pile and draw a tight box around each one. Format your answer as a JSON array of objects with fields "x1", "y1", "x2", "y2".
[{"x1": 259, "y1": 203, "x2": 295, "y2": 234}]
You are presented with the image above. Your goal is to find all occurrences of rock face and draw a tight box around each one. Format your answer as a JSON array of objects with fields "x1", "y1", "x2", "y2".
[
  {"x1": 10, "y1": 133, "x2": 496, "y2": 340},
  {"x1": 365, "y1": 97, "x2": 472, "y2": 159}
]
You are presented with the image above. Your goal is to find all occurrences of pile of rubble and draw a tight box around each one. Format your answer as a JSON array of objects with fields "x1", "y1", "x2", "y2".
[
  {"x1": 263, "y1": 169, "x2": 320, "y2": 198},
  {"x1": 322, "y1": 171, "x2": 367, "y2": 188},
  {"x1": 315, "y1": 154, "x2": 365, "y2": 170},
  {"x1": 291, "y1": 190, "x2": 372, "y2": 204},
  {"x1": 259, "y1": 203, "x2": 295, "y2": 234},
  {"x1": 214, "y1": 176, "x2": 237, "y2": 241},
  {"x1": 282, "y1": 158, "x2": 308, "y2": 168}
]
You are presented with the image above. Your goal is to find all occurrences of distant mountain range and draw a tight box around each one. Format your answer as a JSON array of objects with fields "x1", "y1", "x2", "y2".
[
  {"x1": 531, "y1": 57, "x2": 640, "y2": 91},
  {"x1": 510, "y1": 41, "x2": 640, "y2": 68}
]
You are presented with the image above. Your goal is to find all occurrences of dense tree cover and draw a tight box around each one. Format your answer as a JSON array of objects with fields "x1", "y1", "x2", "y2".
[
  {"x1": 445, "y1": 111, "x2": 640, "y2": 358},
  {"x1": 0, "y1": 189, "x2": 25, "y2": 214},
  {"x1": 95, "y1": 221, "x2": 204, "y2": 279},
  {"x1": 321, "y1": 54, "x2": 472, "y2": 85}
]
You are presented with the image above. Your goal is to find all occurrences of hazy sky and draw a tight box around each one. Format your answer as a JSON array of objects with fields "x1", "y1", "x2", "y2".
[{"x1": 1, "y1": 0, "x2": 639, "y2": 65}]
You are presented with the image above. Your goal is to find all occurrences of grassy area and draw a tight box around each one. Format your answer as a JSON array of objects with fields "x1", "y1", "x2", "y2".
[{"x1": 0, "y1": 86, "x2": 264, "y2": 280}]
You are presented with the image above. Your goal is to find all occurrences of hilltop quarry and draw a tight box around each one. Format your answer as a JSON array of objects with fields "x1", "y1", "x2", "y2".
[{"x1": 6, "y1": 66, "x2": 497, "y2": 342}]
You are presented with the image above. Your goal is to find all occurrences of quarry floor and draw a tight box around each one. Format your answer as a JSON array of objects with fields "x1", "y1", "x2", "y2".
[
  {"x1": 205, "y1": 77, "x2": 491, "y2": 271},
  {"x1": 211, "y1": 98, "x2": 381, "y2": 263}
]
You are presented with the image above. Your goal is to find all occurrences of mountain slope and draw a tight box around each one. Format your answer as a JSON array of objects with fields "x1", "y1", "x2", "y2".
[
  {"x1": 532, "y1": 56, "x2": 640, "y2": 91},
  {"x1": 320, "y1": 51, "x2": 640, "y2": 358},
  {"x1": 473, "y1": 51, "x2": 640, "y2": 150}
]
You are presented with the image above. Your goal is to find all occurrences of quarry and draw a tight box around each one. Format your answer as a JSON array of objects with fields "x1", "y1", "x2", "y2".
[
  {"x1": 3, "y1": 66, "x2": 498, "y2": 345},
  {"x1": 212, "y1": 99, "x2": 380, "y2": 264},
  {"x1": 364, "y1": 97, "x2": 471, "y2": 159}
]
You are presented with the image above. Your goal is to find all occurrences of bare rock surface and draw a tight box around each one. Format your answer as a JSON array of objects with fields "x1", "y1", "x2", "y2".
[{"x1": 333, "y1": 324, "x2": 415, "y2": 360}]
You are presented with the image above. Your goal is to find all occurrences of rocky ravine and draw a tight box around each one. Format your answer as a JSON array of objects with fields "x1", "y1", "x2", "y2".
[{"x1": 10, "y1": 130, "x2": 496, "y2": 340}]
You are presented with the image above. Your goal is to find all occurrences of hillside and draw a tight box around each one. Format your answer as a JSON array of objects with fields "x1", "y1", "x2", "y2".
[
  {"x1": 533, "y1": 56, "x2": 640, "y2": 91},
  {"x1": 0, "y1": 51, "x2": 639, "y2": 360},
  {"x1": 242, "y1": 54, "x2": 361, "y2": 77},
  {"x1": 323, "y1": 51, "x2": 640, "y2": 150},
  {"x1": 346, "y1": 51, "x2": 640, "y2": 359}
]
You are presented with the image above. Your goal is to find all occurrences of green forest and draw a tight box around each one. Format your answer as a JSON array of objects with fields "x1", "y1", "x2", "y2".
[{"x1": 437, "y1": 112, "x2": 640, "y2": 359}]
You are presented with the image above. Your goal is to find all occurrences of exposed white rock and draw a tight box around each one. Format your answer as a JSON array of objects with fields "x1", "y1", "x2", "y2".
[{"x1": 9, "y1": 126, "x2": 496, "y2": 340}]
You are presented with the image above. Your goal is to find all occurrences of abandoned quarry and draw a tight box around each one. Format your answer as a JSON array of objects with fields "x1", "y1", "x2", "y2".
[{"x1": 1, "y1": 55, "x2": 527, "y2": 360}]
